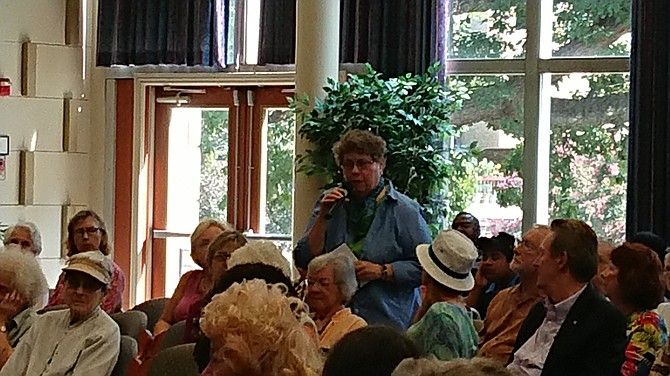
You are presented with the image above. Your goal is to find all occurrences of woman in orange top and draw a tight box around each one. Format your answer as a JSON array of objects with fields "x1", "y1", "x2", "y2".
[{"x1": 306, "y1": 252, "x2": 366, "y2": 350}]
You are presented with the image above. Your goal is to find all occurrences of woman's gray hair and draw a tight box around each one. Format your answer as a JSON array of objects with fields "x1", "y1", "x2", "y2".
[
  {"x1": 4, "y1": 221, "x2": 43, "y2": 256},
  {"x1": 0, "y1": 245, "x2": 49, "y2": 307},
  {"x1": 332, "y1": 129, "x2": 386, "y2": 166},
  {"x1": 307, "y1": 252, "x2": 358, "y2": 303},
  {"x1": 392, "y1": 357, "x2": 517, "y2": 376}
]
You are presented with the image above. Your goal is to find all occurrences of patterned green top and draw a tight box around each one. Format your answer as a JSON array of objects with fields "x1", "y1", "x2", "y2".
[{"x1": 406, "y1": 302, "x2": 478, "y2": 361}]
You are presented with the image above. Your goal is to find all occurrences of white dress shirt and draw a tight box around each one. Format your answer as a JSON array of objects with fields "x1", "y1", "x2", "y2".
[{"x1": 508, "y1": 285, "x2": 587, "y2": 376}]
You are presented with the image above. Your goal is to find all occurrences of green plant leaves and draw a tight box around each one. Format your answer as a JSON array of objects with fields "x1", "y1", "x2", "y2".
[{"x1": 291, "y1": 63, "x2": 476, "y2": 232}]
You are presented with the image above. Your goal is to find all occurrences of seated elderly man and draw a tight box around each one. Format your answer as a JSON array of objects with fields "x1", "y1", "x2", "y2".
[
  {"x1": 306, "y1": 252, "x2": 367, "y2": 350},
  {"x1": 0, "y1": 246, "x2": 49, "y2": 369},
  {"x1": 0, "y1": 251, "x2": 120, "y2": 376},
  {"x1": 3, "y1": 222, "x2": 42, "y2": 256}
]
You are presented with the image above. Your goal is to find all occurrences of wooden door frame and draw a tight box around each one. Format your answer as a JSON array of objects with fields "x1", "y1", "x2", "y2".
[{"x1": 114, "y1": 73, "x2": 294, "y2": 304}]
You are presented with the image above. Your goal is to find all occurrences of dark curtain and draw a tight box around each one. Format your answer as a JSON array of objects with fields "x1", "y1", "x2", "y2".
[
  {"x1": 97, "y1": 0, "x2": 225, "y2": 66},
  {"x1": 258, "y1": 0, "x2": 437, "y2": 77},
  {"x1": 340, "y1": 0, "x2": 436, "y2": 77},
  {"x1": 258, "y1": 0, "x2": 296, "y2": 65},
  {"x1": 626, "y1": 0, "x2": 670, "y2": 242}
]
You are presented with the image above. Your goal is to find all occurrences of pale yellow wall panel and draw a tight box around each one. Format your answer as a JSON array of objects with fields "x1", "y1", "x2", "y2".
[
  {"x1": 0, "y1": 152, "x2": 20, "y2": 204},
  {"x1": 0, "y1": 42, "x2": 22, "y2": 97},
  {"x1": 31, "y1": 44, "x2": 86, "y2": 99},
  {"x1": 64, "y1": 98, "x2": 90, "y2": 153},
  {"x1": 0, "y1": 97, "x2": 64, "y2": 152},
  {"x1": 0, "y1": 205, "x2": 63, "y2": 260},
  {"x1": 38, "y1": 258, "x2": 67, "y2": 288},
  {"x1": 30, "y1": 152, "x2": 89, "y2": 205},
  {"x1": 0, "y1": 0, "x2": 66, "y2": 45}
]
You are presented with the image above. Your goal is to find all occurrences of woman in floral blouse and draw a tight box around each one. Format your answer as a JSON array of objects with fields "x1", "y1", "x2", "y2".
[{"x1": 600, "y1": 242, "x2": 667, "y2": 376}]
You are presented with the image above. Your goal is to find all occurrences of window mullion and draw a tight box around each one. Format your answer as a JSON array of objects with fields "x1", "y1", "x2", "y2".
[{"x1": 522, "y1": 0, "x2": 553, "y2": 231}]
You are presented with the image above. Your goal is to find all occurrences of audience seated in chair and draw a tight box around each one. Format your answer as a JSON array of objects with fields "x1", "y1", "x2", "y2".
[
  {"x1": 200, "y1": 279, "x2": 322, "y2": 376},
  {"x1": 408, "y1": 230, "x2": 479, "y2": 361},
  {"x1": 193, "y1": 245, "x2": 299, "y2": 372},
  {"x1": 180, "y1": 230, "x2": 247, "y2": 343},
  {"x1": 600, "y1": 242, "x2": 667, "y2": 376},
  {"x1": 392, "y1": 357, "x2": 517, "y2": 376},
  {"x1": 478, "y1": 225, "x2": 550, "y2": 363},
  {"x1": 0, "y1": 246, "x2": 49, "y2": 370},
  {"x1": 466, "y1": 233, "x2": 518, "y2": 319},
  {"x1": 3, "y1": 222, "x2": 43, "y2": 257},
  {"x1": 306, "y1": 252, "x2": 366, "y2": 351},
  {"x1": 45, "y1": 210, "x2": 125, "y2": 314},
  {"x1": 508, "y1": 219, "x2": 627, "y2": 376},
  {"x1": 153, "y1": 219, "x2": 231, "y2": 336},
  {"x1": 0, "y1": 251, "x2": 120, "y2": 376},
  {"x1": 323, "y1": 325, "x2": 421, "y2": 376}
]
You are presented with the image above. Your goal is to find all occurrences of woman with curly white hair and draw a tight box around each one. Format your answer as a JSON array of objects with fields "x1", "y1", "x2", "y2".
[
  {"x1": 306, "y1": 252, "x2": 366, "y2": 350},
  {"x1": 0, "y1": 245, "x2": 50, "y2": 369},
  {"x1": 200, "y1": 279, "x2": 323, "y2": 376},
  {"x1": 392, "y1": 357, "x2": 517, "y2": 376}
]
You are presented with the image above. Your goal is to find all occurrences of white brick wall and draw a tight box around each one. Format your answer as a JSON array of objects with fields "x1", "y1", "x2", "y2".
[{"x1": 0, "y1": 0, "x2": 93, "y2": 287}]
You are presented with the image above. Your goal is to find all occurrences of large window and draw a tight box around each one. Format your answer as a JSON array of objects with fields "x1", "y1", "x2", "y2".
[{"x1": 448, "y1": 0, "x2": 630, "y2": 241}]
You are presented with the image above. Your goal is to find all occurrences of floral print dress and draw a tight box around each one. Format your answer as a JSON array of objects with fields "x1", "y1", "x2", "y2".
[{"x1": 622, "y1": 310, "x2": 667, "y2": 376}]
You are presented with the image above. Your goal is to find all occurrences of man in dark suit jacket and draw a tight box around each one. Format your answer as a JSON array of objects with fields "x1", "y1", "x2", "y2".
[{"x1": 508, "y1": 219, "x2": 627, "y2": 376}]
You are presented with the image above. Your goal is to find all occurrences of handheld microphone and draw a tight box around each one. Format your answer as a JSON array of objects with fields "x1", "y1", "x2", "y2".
[{"x1": 325, "y1": 185, "x2": 349, "y2": 220}]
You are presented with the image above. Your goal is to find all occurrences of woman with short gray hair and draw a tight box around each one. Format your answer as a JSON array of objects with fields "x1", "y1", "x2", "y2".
[
  {"x1": 3, "y1": 222, "x2": 42, "y2": 256},
  {"x1": 306, "y1": 252, "x2": 366, "y2": 350}
]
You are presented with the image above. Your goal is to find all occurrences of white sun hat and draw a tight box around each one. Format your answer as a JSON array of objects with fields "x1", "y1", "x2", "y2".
[{"x1": 416, "y1": 229, "x2": 478, "y2": 291}]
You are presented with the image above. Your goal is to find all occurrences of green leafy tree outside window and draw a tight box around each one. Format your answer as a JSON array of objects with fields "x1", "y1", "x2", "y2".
[{"x1": 448, "y1": 0, "x2": 630, "y2": 241}]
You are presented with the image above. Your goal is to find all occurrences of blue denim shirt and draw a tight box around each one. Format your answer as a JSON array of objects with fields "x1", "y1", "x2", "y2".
[{"x1": 294, "y1": 182, "x2": 432, "y2": 330}]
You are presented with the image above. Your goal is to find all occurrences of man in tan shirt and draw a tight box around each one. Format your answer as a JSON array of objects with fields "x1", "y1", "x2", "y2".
[{"x1": 478, "y1": 225, "x2": 550, "y2": 363}]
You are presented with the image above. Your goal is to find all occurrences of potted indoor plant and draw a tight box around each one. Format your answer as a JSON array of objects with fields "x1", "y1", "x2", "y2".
[{"x1": 291, "y1": 63, "x2": 477, "y2": 232}]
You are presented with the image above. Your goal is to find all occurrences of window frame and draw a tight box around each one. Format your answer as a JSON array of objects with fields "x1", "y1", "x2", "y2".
[{"x1": 445, "y1": 0, "x2": 630, "y2": 232}]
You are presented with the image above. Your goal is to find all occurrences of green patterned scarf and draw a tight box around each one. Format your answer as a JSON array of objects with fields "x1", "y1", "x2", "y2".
[{"x1": 347, "y1": 177, "x2": 386, "y2": 257}]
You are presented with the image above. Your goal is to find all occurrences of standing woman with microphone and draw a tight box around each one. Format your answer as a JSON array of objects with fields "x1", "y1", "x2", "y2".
[{"x1": 294, "y1": 129, "x2": 432, "y2": 330}]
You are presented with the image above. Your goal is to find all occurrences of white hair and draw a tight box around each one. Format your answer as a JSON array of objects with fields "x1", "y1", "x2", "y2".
[
  {"x1": 201, "y1": 279, "x2": 322, "y2": 376},
  {"x1": 0, "y1": 245, "x2": 49, "y2": 307},
  {"x1": 4, "y1": 221, "x2": 43, "y2": 256},
  {"x1": 307, "y1": 252, "x2": 358, "y2": 303},
  {"x1": 227, "y1": 241, "x2": 292, "y2": 280},
  {"x1": 392, "y1": 357, "x2": 516, "y2": 376}
]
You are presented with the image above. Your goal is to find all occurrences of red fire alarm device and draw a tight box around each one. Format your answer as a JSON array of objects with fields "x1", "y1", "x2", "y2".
[{"x1": 0, "y1": 78, "x2": 11, "y2": 96}]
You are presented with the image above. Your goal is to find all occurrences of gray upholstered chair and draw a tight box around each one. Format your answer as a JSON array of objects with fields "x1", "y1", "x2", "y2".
[
  {"x1": 159, "y1": 320, "x2": 188, "y2": 351},
  {"x1": 148, "y1": 343, "x2": 199, "y2": 376},
  {"x1": 111, "y1": 335, "x2": 138, "y2": 376},
  {"x1": 131, "y1": 297, "x2": 169, "y2": 332},
  {"x1": 111, "y1": 310, "x2": 148, "y2": 340}
]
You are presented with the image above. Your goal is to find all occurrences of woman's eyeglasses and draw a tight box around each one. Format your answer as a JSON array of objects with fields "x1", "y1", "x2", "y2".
[
  {"x1": 341, "y1": 159, "x2": 374, "y2": 171},
  {"x1": 73, "y1": 227, "x2": 102, "y2": 237}
]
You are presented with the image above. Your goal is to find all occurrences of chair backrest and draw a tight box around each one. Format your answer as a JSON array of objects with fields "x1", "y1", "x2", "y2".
[
  {"x1": 111, "y1": 311, "x2": 148, "y2": 340},
  {"x1": 131, "y1": 298, "x2": 170, "y2": 332},
  {"x1": 148, "y1": 343, "x2": 200, "y2": 376},
  {"x1": 111, "y1": 335, "x2": 138, "y2": 376},
  {"x1": 160, "y1": 320, "x2": 188, "y2": 351}
]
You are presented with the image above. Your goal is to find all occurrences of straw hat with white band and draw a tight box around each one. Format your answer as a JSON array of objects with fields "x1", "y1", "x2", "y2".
[{"x1": 416, "y1": 229, "x2": 478, "y2": 292}]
